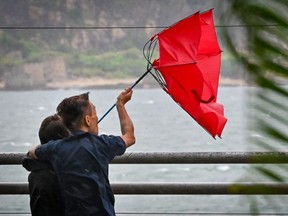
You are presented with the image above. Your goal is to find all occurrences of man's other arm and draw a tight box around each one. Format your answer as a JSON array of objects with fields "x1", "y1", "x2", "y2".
[{"x1": 28, "y1": 145, "x2": 41, "y2": 159}]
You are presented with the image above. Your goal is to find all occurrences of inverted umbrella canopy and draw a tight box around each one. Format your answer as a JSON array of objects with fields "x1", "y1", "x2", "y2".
[{"x1": 148, "y1": 9, "x2": 227, "y2": 138}]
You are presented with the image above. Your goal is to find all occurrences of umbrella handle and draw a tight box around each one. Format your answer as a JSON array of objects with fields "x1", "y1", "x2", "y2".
[{"x1": 98, "y1": 67, "x2": 152, "y2": 124}]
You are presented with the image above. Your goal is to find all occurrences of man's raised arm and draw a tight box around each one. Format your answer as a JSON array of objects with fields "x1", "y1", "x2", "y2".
[{"x1": 116, "y1": 88, "x2": 135, "y2": 148}]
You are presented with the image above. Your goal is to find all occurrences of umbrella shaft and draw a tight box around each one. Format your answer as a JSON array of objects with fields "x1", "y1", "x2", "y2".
[{"x1": 98, "y1": 68, "x2": 152, "y2": 124}]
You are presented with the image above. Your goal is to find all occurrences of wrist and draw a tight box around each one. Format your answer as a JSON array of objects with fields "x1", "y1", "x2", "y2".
[{"x1": 116, "y1": 102, "x2": 124, "y2": 108}]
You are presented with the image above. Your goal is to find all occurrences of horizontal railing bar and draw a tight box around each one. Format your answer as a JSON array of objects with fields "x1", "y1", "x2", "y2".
[
  {"x1": 1, "y1": 152, "x2": 288, "y2": 165},
  {"x1": 113, "y1": 182, "x2": 288, "y2": 195},
  {"x1": 1, "y1": 182, "x2": 288, "y2": 195},
  {"x1": 112, "y1": 152, "x2": 288, "y2": 164},
  {"x1": 0, "y1": 213, "x2": 285, "y2": 216}
]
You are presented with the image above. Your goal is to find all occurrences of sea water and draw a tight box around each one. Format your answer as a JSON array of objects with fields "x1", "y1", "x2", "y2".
[{"x1": 0, "y1": 87, "x2": 287, "y2": 215}]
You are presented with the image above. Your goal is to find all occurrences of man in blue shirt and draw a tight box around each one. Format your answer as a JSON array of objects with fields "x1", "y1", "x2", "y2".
[{"x1": 28, "y1": 88, "x2": 135, "y2": 216}]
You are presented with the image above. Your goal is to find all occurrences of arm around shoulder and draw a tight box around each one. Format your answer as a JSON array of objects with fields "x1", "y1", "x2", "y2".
[{"x1": 28, "y1": 144, "x2": 41, "y2": 159}]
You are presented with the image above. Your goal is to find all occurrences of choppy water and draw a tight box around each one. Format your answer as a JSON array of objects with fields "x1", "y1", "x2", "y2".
[{"x1": 0, "y1": 87, "x2": 287, "y2": 215}]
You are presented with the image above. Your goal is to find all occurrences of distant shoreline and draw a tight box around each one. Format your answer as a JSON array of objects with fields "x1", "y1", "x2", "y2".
[
  {"x1": 47, "y1": 77, "x2": 247, "y2": 89},
  {"x1": 46, "y1": 77, "x2": 139, "y2": 90},
  {"x1": 0, "y1": 77, "x2": 246, "y2": 91}
]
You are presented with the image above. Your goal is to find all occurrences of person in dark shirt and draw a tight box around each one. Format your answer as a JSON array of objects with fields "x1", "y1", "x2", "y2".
[
  {"x1": 28, "y1": 88, "x2": 135, "y2": 216},
  {"x1": 22, "y1": 114, "x2": 70, "y2": 216}
]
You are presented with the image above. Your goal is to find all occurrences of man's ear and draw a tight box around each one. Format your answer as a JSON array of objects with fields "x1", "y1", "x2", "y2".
[{"x1": 85, "y1": 115, "x2": 91, "y2": 127}]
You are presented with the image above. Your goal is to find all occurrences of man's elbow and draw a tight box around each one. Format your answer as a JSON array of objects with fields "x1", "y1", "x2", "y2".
[
  {"x1": 130, "y1": 136, "x2": 136, "y2": 146},
  {"x1": 123, "y1": 135, "x2": 136, "y2": 148}
]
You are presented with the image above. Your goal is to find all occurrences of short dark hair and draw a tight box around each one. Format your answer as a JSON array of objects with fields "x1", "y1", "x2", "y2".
[
  {"x1": 38, "y1": 114, "x2": 70, "y2": 144},
  {"x1": 56, "y1": 92, "x2": 90, "y2": 131}
]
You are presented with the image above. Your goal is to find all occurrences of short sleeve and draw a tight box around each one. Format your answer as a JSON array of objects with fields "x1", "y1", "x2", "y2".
[
  {"x1": 35, "y1": 140, "x2": 57, "y2": 162},
  {"x1": 99, "y1": 135, "x2": 126, "y2": 161}
]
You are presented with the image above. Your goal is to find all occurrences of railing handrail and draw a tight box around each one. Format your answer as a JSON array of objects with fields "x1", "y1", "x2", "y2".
[
  {"x1": 1, "y1": 151, "x2": 288, "y2": 164},
  {"x1": 1, "y1": 152, "x2": 288, "y2": 195},
  {"x1": 1, "y1": 182, "x2": 288, "y2": 195}
]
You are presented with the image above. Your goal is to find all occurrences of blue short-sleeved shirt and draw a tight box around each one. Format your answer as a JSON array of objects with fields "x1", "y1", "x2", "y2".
[{"x1": 35, "y1": 130, "x2": 126, "y2": 216}]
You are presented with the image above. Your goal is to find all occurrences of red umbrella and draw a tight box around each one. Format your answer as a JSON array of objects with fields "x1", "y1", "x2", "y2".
[
  {"x1": 145, "y1": 9, "x2": 227, "y2": 138},
  {"x1": 99, "y1": 9, "x2": 227, "y2": 138}
]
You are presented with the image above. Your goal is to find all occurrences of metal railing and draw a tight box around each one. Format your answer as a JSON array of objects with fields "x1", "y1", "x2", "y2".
[
  {"x1": 1, "y1": 152, "x2": 288, "y2": 195},
  {"x1": 2, "y1": 152, "x2": 288, "y2": 165}
]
